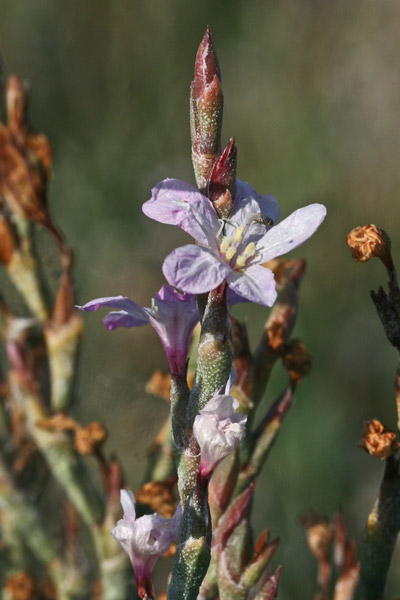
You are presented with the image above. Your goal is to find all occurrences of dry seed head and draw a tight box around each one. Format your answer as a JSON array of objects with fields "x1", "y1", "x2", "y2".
[
  {"x1": 146, "y1": 369, "x2": 171, "y2": 401},
  {"x1": 74, "y1": 421, "x2": 107, "y2": 455},
  {"x1": 4, "y1": 572, "x2": 35, "y2": 600},
  {"x1": 347, "y1": 224, "x2": 391, "y2": 265},
  {"x1": 359, "y1": 419, "x2": 400, "y2": 459},
  {"x1": 135, "y1": 478, "x2": 177, "y2": 519},
  {"x1": 282, "y1": 339, "x2": 311, "y2": 386},
  {"x1": 300, "y1": 512, "x2": 334, "y2": 561}
]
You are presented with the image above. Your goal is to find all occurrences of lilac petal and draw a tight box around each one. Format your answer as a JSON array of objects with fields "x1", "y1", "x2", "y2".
[
  {"x1": 102, "y1": 311, "x2": 147, "y2": 331},
  {"x1": 162, "y1": 245, "x2": 231, "y2": 294},
  {"x1": 155, "y1": 285, "x2": 196, "y2": 307},
  {"x1": 143, "y1": 178, "x2": 220, "y2": 246},
  {"x1": 235, "y1": 179, "x2": 280, "y2": 223},
  {"x1": 76, "y1": 296, "x2": 149, "y2": 326},
  {"x1": 120, "y1": 490, "x2": 136, "y2": 521},
  {"x1": 227, "y1": 264, "x2": 277, "y2": 307},
  {"x1": 256, "y1": 203, "x2": 327, "y2": 262},
  {"x1": 226, "y1": 287, "x2": 249, "y2": 306}
]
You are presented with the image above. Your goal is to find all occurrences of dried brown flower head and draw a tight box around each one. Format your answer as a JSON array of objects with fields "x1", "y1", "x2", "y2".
[
  {"x1": 359, "y1": 419, "x2": 400, "y2": 459},
  {"x1": 74, "y1": 422, "x2": 107, "y2": 455},
  {"x1": 146, "y1": 369, "x2": 171, "y2": 401},
  {"x1": 38, "y1": 414, "x2": 107, "y2": 455},
  {"x1": 263, "y1": 258, "x2": 306, "y2": 291},
  {"x1": 347, "y1": 224, "x2": 392, "y2": 267},
  {"x1": 4, "y1": 572, "x2": 34, "y2": 600},
  {"x1": 282, "y1": 339, "x2": 311, "y2": 386},
  {"x1": 38, "y1": 413, "x2": 77, "y2": 432},
  {"x1": 300, "y1": 511, "x2": 334, "y2": 561},
  {"x1": 135, "y1": 477, "x2": 177, "y2": 519}
]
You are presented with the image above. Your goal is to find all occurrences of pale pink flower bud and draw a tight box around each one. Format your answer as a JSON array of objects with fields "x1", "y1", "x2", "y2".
[{"x1": 193, "y1": 395, "x2": 247, "y2": 479}]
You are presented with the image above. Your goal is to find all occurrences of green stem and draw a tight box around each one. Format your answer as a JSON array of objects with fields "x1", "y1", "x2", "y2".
[{"x1": 360, "y1": 455, "x2": 400, "y2": 599}]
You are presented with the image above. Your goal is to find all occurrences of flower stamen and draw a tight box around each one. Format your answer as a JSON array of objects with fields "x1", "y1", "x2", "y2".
[
  {"x1": 220, "y1": 236, "x2": 232, "y2": 253},
  {"x1": 234, "y1": 225, "x2": 244, "y2": 243},
  {"x1": 225, "y1": 246, "x2": 237, "y2": 261}
]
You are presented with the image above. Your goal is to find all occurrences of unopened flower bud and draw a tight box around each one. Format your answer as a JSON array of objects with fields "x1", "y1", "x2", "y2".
[
  {"x1": 208, "y1": 137, "x2": 237, "y2": 219},
  {"x1": 359, "y1": 419, "x2": 399, "y2": 459},
  {"x1": 347, "y1": 224, "x2": 392, "y2": 268},
  {"x1": 194, "y1": 26, "x2": 221, "y2": 99},
  {"x1": 191, "y1": 27, "x2": 224, "y2": 191}
]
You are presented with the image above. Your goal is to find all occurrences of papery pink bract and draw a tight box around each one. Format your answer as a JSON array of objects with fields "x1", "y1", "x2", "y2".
[{"x1": 143, "y1": 178, "x2": 326, "y2": 306}]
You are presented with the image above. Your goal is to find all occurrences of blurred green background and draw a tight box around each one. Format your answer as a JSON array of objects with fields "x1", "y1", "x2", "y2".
[{"x1": 1, "y1": 0, "x2": 400, "y2": 596}]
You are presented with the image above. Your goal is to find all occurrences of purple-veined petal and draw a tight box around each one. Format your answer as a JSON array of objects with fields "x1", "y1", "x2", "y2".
[
  {"x1": 227, "y1": 264, "x2": 277, "y2": 307},
  {"x1": 256, "y1": 203, "x2": 327, "y2": 262},
  {"x1": 235, "y1": 179, "x2": 280, "y2": 223},
  {"x1": 143, "y1": 178, "x2": 220, "y2": 246},
  {"x1": 103, "y1": 311, "x2": 148, "y2": 331},
  {"x1": 76, "y1": 296, "x2": 149, "y2": 326},
  {"x1": 162, "y1": 244, "x2": 231, "y2": 294}
]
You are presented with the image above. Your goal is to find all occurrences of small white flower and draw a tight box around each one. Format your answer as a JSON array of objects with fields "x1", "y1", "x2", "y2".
[
  {"x1": 111, "y1": 490, "x2": 181, "y2": 584},
  {"x1": 193, "y1": 394, "x2": 247, "y2": 478}
]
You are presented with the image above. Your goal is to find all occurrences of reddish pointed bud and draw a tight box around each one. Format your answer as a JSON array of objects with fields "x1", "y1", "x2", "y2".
[
  {"x1": 191, "y1": 27, "x2": 224, "y2": 191},
  {"x1": 208, "y1": 449, "x2": 238, "y2": 524},
  {"x1": 194, "y1": 26, "x2": 221, "y2": 99},
  {"x1": 0, "y1": 214, "x2": 18, "y2": 266},
  {"x1": 223, "y1": 518, "x2": 253, "y2": 583},
  {"x1": 241, "y1": 536, "x2": 280, "y2": 589},
  {"x1": 208, "y1": 137, "x2": 237, "y2": 218},
  {"x1": 254, "y1": 565, "x2": 282, "y2": 599},
  {"x1": 6, "y1": 75, "x2": 28, "y2": 140},
  {"x1": 216, "y1": 481, "x2": 256, "y2": 547},
  {"x1": 255, "y1": 529, "x2": 270, "y2": 556}
]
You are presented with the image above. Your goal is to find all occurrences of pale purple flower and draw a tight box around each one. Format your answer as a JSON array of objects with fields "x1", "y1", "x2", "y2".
[
  {"x1": 112, "y1": 490, "x2": 181, "y2": 596},
  {"x1": 193, "y1": 394, "x2": 247, "y2": 479},
  {"x1": 143, "y1": 179, "x2": 326, "y2": 306},
  {"x1": 76, "y1": 285, "x2": 199, "y2": 377}
]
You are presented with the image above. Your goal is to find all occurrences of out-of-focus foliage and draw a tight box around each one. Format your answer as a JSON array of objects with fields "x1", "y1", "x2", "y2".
[{"x1": 1, "y1": 1, "x2": 399, "y2": 596}]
